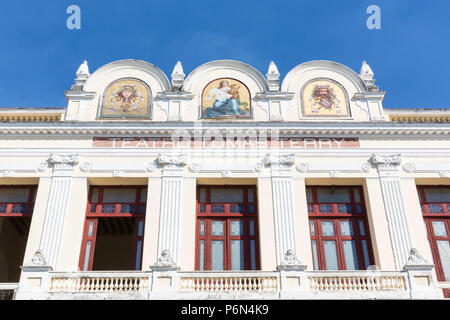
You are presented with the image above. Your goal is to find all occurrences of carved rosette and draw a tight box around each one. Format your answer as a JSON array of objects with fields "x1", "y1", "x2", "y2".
[
  {"x1": 361, "y1": 162, "x2": 372, "y2": 173},
  {"x1": 36, "y1": 161, "x2": 49, "y2": 172},
  {"x1": 79, "y1": 161, "x2": 92, "y2": 173},
  {"x1": 402, "y1": 163, "x2": 415, "y2": 173},
  {"x1": 188, "y1": 162, "x2": 200, "y2": 173},
  {"x1": 295, "y1": 162, "x2": 308, "y2": 173}
]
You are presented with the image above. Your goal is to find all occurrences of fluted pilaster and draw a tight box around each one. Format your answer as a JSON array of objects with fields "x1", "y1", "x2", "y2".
[
  {"x1": 263, "y1": 153, "x2": 298, "y2": 266},
  {"x1": 371, "y1": 154, "x2": 412, "y2": 269},
  {"x1": 156, "y1": 154, "x2": 186, "y2": 265},
  {"x1": 39, "y1": 154, "x2": 78, "y2": 268}
]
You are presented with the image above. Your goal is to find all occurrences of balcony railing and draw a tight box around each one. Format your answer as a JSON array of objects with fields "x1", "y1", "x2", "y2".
[
  {"x1": 309, "y1": 272, "x2": 408, "y2": 292},
  {"x1": 50, "y1": 272, "x2": 150, "y2": 293},
  {"x1": 11, "y1": 269, "x2": 442, "y2": 299},
  {"x1": 178, "y1": 271, "x2": 279, "y2": 293},
  {"x1": 0, "y1": 283, "x2": 18, "y2": 300}
]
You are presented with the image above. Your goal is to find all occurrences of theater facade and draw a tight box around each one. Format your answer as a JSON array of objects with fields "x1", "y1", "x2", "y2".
[{"x1": 0, "y1": 59, "x2": 449, "y2": 299}]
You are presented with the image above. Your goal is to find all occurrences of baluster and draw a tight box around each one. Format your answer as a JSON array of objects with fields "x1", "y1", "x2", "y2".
[
  {"x1": 199, "y1": 278, "x2": 205, "y2": 291},
  {"x1": 339, "y1": 277, "x2": 344, "y2": 291},
  {"x1": 224, "y1": 278, "x2": 229, "y2": 291}
]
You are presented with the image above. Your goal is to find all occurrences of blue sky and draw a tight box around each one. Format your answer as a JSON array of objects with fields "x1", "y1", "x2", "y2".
[{"x1": 0, "y1": 0, "x2": 449, "y2": 109}]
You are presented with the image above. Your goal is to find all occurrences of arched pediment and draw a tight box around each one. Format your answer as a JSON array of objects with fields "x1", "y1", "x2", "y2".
[
  {"x1": 183, "y1": 60, "x2": 269, "y2": 93},
  {"x1": 281, "y1": 60, "x2": 375, "y2": 120},
  {"x1": 83, "y1": 59, "x2": 171, "y2": 93},
  {"x1": 281, "y1": 60, "x2": 367, "y2": 93}
]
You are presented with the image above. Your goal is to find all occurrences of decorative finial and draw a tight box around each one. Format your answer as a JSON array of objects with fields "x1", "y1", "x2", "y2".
[
  {"x1": 266, "y1": 61, "x2": 280, "y2": 91},
  {"x1": 360, "y1": 61, "x2": 374, "y2": 81},
  {"x1": 73, "y1": 60, "x2": 90, "y2": 88},
  {"x1": 171, "y1": 61, "x2": 185, "y2": 91},
  {"x1": 76, "y1": 60, "x2": 90, "y2": 76},
  {"x1": 359, "y1": 60, "x2": 379, "y2": 91}
]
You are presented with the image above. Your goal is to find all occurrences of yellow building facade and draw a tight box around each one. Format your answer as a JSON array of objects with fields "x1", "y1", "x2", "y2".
[{"x1": 0, "y1": 59, "x2": 449, "y2": 299}]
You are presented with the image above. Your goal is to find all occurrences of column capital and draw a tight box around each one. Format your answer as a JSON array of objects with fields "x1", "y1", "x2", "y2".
[
  {"x1": 156, "y1": 153, "x2": 187, "y2": 170},
  {"x1": 370, "y1": 154, "x2": 401, "y2": 171},
  {"x1": 49, "y1": 154, "x2": 79, "y2": 171},
  {"x1": 262, "y1": 153, "x2": 295, "y2": 171}
]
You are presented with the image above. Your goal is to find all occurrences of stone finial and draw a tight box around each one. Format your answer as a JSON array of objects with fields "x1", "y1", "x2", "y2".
[
  {"x1": 171, "y1": 61, "x2": 185, "y2": 91},
  {"x1": 266, "y1": 61, "x2": 280, "y2": 91},
  {"x1": 76, "y1": 60, "x2": 90, "y2": 77},
  {"x1": 73, "y1": 60, "x2": 90, "y2": 89},
  {"x1": 360, "y1": 61, "x2": 374, "y2": 80},
  {"x1": 359, "y1": 61, "x2": 379, "y2": 91}
]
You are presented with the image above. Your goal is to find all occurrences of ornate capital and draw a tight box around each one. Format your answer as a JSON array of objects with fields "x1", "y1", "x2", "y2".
[
  {"x1": 262, "y1": 153, "x2": 295, "y2": 170},
  {"x1": 151, "y1": 250, "x2": 178, "y2": 271},
  {"x1": 277, "y1": 249, "x2": 307, "y2": 271},
  {"x1": 157, "y1": 154, "x2": 187, "y2": 169},
  {"x1": 49, "y1": 154, "x2": 79, "y2": 171},
  {"x1": 370, "y1": 154, "x2": 401, "y2": 171}
]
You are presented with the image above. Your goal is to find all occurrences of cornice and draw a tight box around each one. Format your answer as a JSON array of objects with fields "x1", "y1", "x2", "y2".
[{"x1": 0, "y1": 121, "x2": 448, "y2": 137}]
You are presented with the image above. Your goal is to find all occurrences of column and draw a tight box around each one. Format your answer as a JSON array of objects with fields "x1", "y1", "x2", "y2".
[
  {"x1": 363, "y1": 178, "x2": 396, "y2": 270},
  {"x1": 155, "y1": 154, "x2": 186, "y2": 267},
  {"x1": 261, "y1": 154, "x2": 300, "y2": 268},
  {"x1": 371, "y1": 154, "x2": 413, "y2": 270},
  {"x1": 256, "y1": 177, "x2": 277, "y2": 271},
  {"x1": 142, "y1": 177, "x2": 162, "y2": 270},
  {"x1": 38, "y1": 154, "x2": 79, "y2": 269},
  {"x1": 400, "y1": 177, "x2": 434, "y2": 262}
]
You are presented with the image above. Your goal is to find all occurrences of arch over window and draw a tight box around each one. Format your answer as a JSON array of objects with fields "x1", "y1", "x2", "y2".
[{"x1": 98, "y1": 78, "x2": 152, "y2": 119}]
